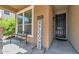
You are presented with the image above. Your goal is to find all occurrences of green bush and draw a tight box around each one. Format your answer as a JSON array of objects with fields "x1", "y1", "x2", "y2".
[{"x1": 0, "y1": 18, "x2": 16, "y2": 36}]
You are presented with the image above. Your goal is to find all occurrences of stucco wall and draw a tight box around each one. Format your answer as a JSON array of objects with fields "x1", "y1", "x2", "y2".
[
  {"x1": 48, "y1": 6, "x2": 54, "y2": 48},
  {"x1": 68, "y1": 6, "x2": 79, "y2": 52},
  {"x1": 54, "y1": 5, "x2": 67, "y2": 14},
  {"x1": 16, "y1": 6, "x2": 52, "y2": 49},
  {"x1": 33, "y1": 5, "x2": 53, "y2": 49},
  {"x1": 25, "y1": 5, "x2": 79, "y2": 52}
]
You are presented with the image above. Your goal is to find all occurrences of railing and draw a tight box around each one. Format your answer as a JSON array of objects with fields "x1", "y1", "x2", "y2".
[{"x1": 0, "y1": 27, "x2": 4, "y2": 40}]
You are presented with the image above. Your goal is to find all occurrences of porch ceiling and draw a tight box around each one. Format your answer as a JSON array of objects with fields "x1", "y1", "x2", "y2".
[
  {"x1": 0, "y1": 5, "x2": 29, "y2": 13},
  {"x1": 0, "y1": 5, "x2": 68, "y2": 13}
]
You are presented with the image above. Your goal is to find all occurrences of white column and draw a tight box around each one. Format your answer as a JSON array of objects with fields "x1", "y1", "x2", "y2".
[
  {"x1": 23, "y1": 13, "x2": 25, "y2": 34},
  {"x1": 15, "y1": 14, "x2": 18, "y2": 35}
]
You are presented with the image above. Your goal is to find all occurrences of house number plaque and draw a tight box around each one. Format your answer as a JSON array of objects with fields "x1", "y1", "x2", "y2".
[{"x1": 37, "y1": 15, "x2": 43, "y2": 49}]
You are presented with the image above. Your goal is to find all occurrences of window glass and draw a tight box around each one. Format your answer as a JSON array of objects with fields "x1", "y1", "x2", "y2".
[
  {"x1": 17, "y1": 13, "x2": 23, "y2": 33},
  {"x1": 24, "y1": 10, "x2": 32, "y2": 34},
  {"x1": 17, "y1": 9, "x2": 32, "y2": 35}
]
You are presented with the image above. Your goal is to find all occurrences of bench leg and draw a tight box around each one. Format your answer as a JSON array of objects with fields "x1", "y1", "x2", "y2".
[
  {"x1": 25, "y1": 39, "x2": 27, "y2": 44},
  {"x1": 10, "y1": 39, "x2": 11, "y2": 44},
  {"x1": 19, "y1": 38, "x2": 22, "y2": 47}
]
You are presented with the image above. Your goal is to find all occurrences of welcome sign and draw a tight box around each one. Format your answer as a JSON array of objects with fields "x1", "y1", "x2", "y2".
[{"x1": 37, "y1": 15, "x2": 43, "y2": 49}]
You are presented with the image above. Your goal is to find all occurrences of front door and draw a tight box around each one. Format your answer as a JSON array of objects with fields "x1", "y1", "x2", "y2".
[{"x1": 55, "y1": 13, "x2": 66, "y2": 40}]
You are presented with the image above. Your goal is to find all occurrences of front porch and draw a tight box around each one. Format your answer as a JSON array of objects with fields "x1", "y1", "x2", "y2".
[
  {"x1": 0, "y1": 5, "x2": 79, "y2": 54},
  {"x1": 45, "y1": 39, "x2": 76, "y2": 54},
  {"x1": 1, "y1": 37, "x2": 76, "y2": 54},
  {"x1": 3, "y1": 37, "x2": 33, "y2": 54}
]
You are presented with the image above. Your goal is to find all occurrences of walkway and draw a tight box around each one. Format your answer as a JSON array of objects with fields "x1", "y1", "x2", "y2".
[{"x1": 45, "y1": 40, "x2": 77, "y2": 54}]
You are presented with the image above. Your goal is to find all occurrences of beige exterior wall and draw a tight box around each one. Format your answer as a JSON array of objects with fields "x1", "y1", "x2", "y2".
[
  {"x1": 27, "y1": 36, "x2": 33, "y2": 43},
  {"x1": 16, "y1": 5, "x2": 79, "y2": 51},
  {"x1": 53, "y1": 5, "x2": 79, "y2": 52},
  {"x1": 48, "y1": 6, "x2": 54, "y2": 48},
  {"x1": 15, "y1": 5, "x2": 54, "y2": 49},
  {"x1": 68, "y1": 6, "x2": 79, "y2": 52},
  {"x1": 33, "y1": 5, "x2": 54, "y2": 49},
  {"x1": 2, "y1": 5, "x2": 79, "y2": 52},
  {"x1": 54, "y1": 5, "x2": 67, "y2": 14},
  {"x1": 53, "y1": 5, "x2": 79, "y2": 53}
]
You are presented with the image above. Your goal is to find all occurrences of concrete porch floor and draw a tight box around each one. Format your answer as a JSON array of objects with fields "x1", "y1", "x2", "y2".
[
  {"x1": 45, "y1": 39, "x2": 77, "y2": 54},
  {"x1": 1, "y1": 38, "x2": 77, "y2": 54},
  {"x1": 3, "y1": 38, "x2": 33, "y2": 54}
]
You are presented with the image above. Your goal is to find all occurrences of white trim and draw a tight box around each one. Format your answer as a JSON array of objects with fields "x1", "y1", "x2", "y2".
[
  {"x1": 66, "y1": 12, "x2": 68, "y2": 39},
  {"x1": 27, "y1": 35, "x2": 33, "y2": 37},
  {"x1": 16, "y1": 6, "x2": 34, "y2": 14},
  {"x1": 16, "y1": 6, "x2": 34, "y2": 37},
  {"x1": 55, "y1": 10, "x2": 66, "y2": 15},
  {"x1": 23, "y1": 13, "x2": 24, "y2": 34},
  {"x1": 32, "y1": 6, "x2": 34, "y2": 37},
  {"x1": 66, "y1": 8, "x2": 69, "y2": 40},
  {"x1": 15, "y1": 14, "x2": 18, "y2": 34}
]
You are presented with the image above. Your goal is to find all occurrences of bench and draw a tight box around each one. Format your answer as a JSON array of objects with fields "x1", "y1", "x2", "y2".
[{"x1": 14, "y1": 34, "x2": 27, "y2": 46}]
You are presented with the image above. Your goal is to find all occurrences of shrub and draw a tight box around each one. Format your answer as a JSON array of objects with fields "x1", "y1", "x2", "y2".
[{"x1": 0, "y1": 18, "x2": 16, "y2": 36}]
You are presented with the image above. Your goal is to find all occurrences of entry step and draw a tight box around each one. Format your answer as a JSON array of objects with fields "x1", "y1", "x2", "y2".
[
  {"x1": 32, "y1": 47, "x2": 45, "y2": 54},
  {"x1": 56, "y1": 37, "x2": 67, "y2": 41}
]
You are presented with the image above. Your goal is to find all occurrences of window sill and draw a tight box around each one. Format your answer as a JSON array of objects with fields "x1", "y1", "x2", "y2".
[
  {"x1": 27, "y1": 35, "x2": 33, "y2": 37},
  {"x1": 16, "y1": 33, "x2": 33, "y2": 37}
]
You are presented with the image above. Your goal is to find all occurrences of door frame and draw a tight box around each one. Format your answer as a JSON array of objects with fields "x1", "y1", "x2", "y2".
[{"x1": 54, "y1": 11, "x2": 68, "y2": 40}]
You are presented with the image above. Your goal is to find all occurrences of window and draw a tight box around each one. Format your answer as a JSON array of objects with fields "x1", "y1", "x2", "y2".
[
  {"x1": 16, "y1": 6, "x2": 34, "y2": 36},
  {"x1": 17, "y1": 9, "x2": 32, "y2": 35},
  {"x1": 4, "y1": 10, "x2": 10, "y2": 15}
]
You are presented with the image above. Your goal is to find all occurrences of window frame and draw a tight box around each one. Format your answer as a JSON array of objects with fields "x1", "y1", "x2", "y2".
[{"x1": 16, "y1": 6, "x2": 34, "y2": 37}]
